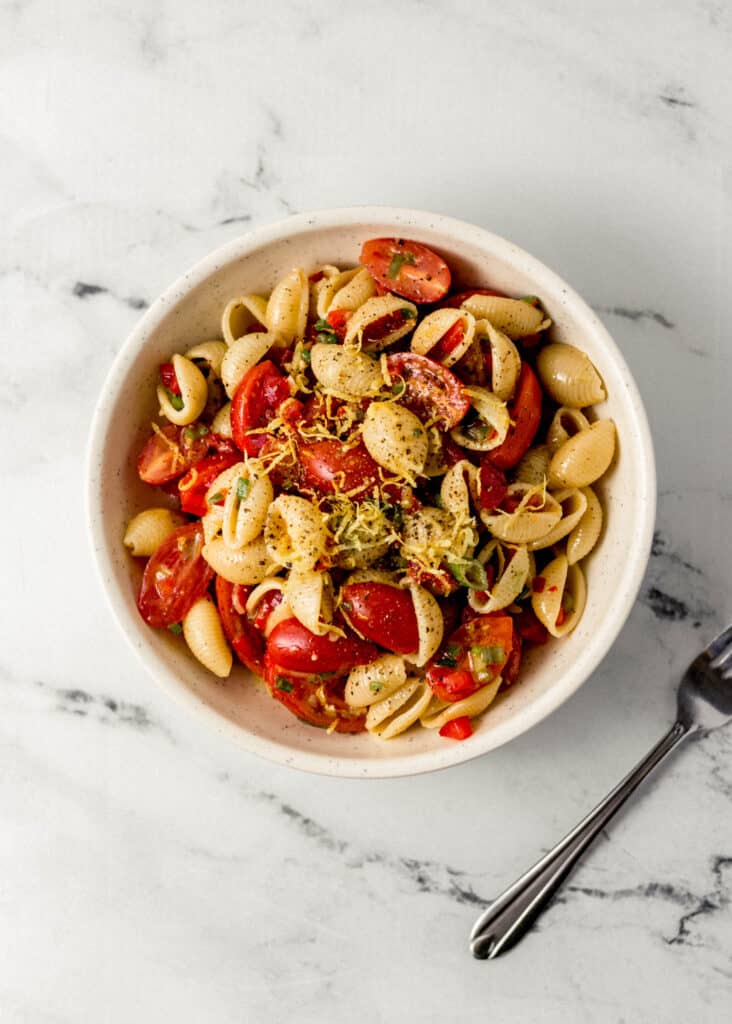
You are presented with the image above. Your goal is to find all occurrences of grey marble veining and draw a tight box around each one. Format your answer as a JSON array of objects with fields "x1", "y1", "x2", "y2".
[{"x1": 1, "y1": 1, "x2": 731, "y2": 1021}]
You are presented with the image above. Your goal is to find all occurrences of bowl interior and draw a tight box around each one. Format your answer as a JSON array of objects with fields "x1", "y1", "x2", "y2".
[{"x1": 88, "y1": 210, "x2": 655, "y2": 777}]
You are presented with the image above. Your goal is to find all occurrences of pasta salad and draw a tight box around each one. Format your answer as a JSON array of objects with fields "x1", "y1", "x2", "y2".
[{"x1": 124, "y1": 237, "x2": 616, "y2": 742}]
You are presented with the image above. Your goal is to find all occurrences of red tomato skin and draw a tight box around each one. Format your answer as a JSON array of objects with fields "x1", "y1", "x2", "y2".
[
  {"x1": 252, "y1": 590, "x2": 284, "y2": 633},
  {"x1": 231, "y1": 360, "x2": 291, "y2": 456},
  {"x1": 178, "y1": 452, "x2": 240, "y2": 516},
  {"x1": 426, "y1": 667, "x2": 477, "y2": 702},
  {"x1": 159, "y1": 362, "x2": 181, "y2": 394},
  {"x1": 137, "y1": 425, "x2": 206, "y2": 485},
  {"x1": 360, "y1": 238, "x2": 451, "y2": 303},
  {"x1": 300, "y1": 440, "x2": 382, "y2": 498},
  {"x1": 326, "y1": 308, "x2": 351, "y2": 338},
  {"x1": 138, "y1": 523, "x2": 213, "y2": 629},
  {"x1": 385, "y1": 352, "x2": 470, "y2": 429},
  {"x1": 341, "y1": 583, "x2": 419, "y2": 655},
  {"x1": 488, "y1": 363, "x2": 543, "y2": 470},
  {"x1": 427, "y1": 614, "x2": 515, "y2": 701},
  {"x1": 512, "y1": 608, "x2": 548, "y2": 646},
  {"x1": 407, "y1": 562, "x2": 459, "y2": 598},
  {"x1": 267, "y1": 618, "x2": 378, "y2": 676},
  {"x1": 440, "y1": 288, "x2": 507, "y2": 308},
  {"x1": 263, "y1": 654, "x2": 366, "y2": 733},
  {"x1": 214, "y1": 577, "x2": 265, "y2": 674},
  {"x1": 439, "y1": 716, "x2": 473, "y2": 740},
  {"x1": 430, "y1": 319, "x2": 465, "y2": 362},
  {"x1": 477, "y1": 459, "x2": 508, "y2": 512}
]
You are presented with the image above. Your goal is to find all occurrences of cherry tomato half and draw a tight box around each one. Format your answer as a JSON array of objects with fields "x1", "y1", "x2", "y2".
[
  {"x1": 341, "y1": 583, "x2": 419, "y2": 655},
  {"x1": 178, "y1": 451, "x2": 241, "y2": 517},
  {"x1": 487, "y1": 363, "x2": 543, "y2": 470},
  {"x1": 301, "y1": 440, "x2": 382, "y2": 499},
  {"x1": 267, "y1": 618, "x2": 378, "y2": 676},
  {"x1": 426, "y1": 613, "x2": 514, "y2": 702},
  {"x1": 264, "y1": 655, "x2": 366, "y2": 733},
  {"x1": 136, "y1": 423, "x2": 216, "y2": 485},
  {"x1": 430, "y1": 319, "x2": 465, "y2": 363},
  {"x1": 477, "y1": 459, "x2": 508, "y2": 512},
  {"x1": 386, "y1": 352, "x2": 470, "y2": 429},
  {"x1": 214, "y1": 577, "x2": 265, "y2": 675},
  {"x1": 137, "y1": 523, "x2": 213, "y2": 629},
  {"x1": 231, "y1": 360, "x2": 291, "y2": 456},
  {"x1": 361, "y1": 238, "x2": 451, "y2": 303}
]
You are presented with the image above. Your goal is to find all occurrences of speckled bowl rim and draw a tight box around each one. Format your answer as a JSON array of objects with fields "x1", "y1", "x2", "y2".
[{"x1": 86, "y1": 206, "x2": 656, "y2": 778}]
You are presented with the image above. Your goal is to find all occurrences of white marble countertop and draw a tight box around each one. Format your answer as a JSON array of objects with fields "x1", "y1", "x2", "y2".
[{"x1": 2, "y1": 1, "x2": 731, "y2": 1020}]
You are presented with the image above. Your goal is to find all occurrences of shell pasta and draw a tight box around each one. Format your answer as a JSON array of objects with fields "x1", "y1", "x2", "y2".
[{"x1": 126, "y1": 236, "x2": 616, "y2": 743}]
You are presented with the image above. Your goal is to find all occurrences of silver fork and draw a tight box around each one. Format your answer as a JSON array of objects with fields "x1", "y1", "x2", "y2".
[{"x1": 470, "y1": 623, "x2": 732, "y2": 960}]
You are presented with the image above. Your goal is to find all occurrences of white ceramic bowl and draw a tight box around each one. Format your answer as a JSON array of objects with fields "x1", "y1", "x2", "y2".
[{"x1": 86, "y1": 207, "x2": 655, "y2": 778}]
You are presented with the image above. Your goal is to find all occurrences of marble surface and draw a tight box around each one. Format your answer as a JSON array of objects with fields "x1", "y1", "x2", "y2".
[{"x1": 2, "y1": 1, "x2": 731, "y2": 1020}]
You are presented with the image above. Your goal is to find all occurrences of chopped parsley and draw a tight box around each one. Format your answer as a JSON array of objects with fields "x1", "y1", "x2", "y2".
[
  {"x1": 436, "y1": 642, "x2": 461, "y2": 668},
  {"x1": 167, "y1": 623, "x2": 183, "y2": 635},
  {"x1": 448, "y1": 560, "x2": 488, "y2": 590},
  {"x1": 275, "y1": 677, "x2": 294, "y2": 693},
  {"x1": 236, "y1": 477, "x2": 251, "y2": 501},
  {"x1": 387, "y1": 251, "x2": 417, "y2": 279}
]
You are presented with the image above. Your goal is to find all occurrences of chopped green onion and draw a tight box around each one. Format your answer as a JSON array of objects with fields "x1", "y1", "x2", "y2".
[
  {"x1": 472, "y1": 644, "x2": 505, "y2": 665},
  {"x1": 400, "y1": 307, "x2": 417, "y2": 319},
  {"x1": 391, "y1": 381, "x2": 406, "y2": 396},
  {"x1": 314, "y1": 318, "x2": 332, "y2": 331},
  {"x1": 448, "y1": 560, "x2": 489, "y2": 590},
  {"x1": 301, "y1": 348, "x2": 312, "y2": 364},
  {"x1": 521, "y1": 295, "x2": 539, "y2": 305},
  {"x1": 208, "y1": 491, "x2": 224, "y2": 506},
  {"x1": 275, "y1": 677, "x2": 293, "y2": 693},
  {"x1": 166, "y1": 389, "x2": 184, "y2": 411},
  {"x1": 236, "y1": 477, "x2": 251, "y2": 501},
  {"x1": 340, "y1": 601, "x2": 352, "y2": 612},
  {"x1": 167, "y1": 623, "x2": 183, "y2": 635},
  {"x1": 183, "y1": 423, "x2": 208, "y2": 442},
  {"x1": 436, "y1": 642, "x2": 461, "y2": 668},
  {"x1": 386, "y1": 251, "x2": 417, "y2": 279},
  {"x1": 316, "y1": 332, "x2": 338, "y2": 344}
]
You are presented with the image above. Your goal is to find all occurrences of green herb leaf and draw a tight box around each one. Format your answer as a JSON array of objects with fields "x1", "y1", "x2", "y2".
[
  {"x1": 236, "y1": 477, "x2": 251, "y2": 501},
  {"x1": 448, "y1": 560, "x2": 489, "y2": 590},
  {"x1": 275, "y1": 677, "x2": 294, "y2": 693},
  {"x1": 167, "y1": 623, "x2": 183, "y2": 635},
  {"x1": 386, "y1": 251, "x2": 417, "y2": 279}
]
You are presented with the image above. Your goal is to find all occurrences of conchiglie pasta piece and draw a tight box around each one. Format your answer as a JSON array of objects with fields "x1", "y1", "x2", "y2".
[
  {"x1": 362, "y1": 402, "x2": 428, "y2": 480},
  {"x1": 123, "y1": 508, "x2": 186, "y2": 557},
  {"x1": 439, "y1": 460, "x2": 479, "y2": 519},
  {"x1": 532, "y1": 554, "x2": 586, "y2": 637},
  {"x1": 344, "y1": 294, "x2": 418, "y2": 352},
  {"x1": 345, "y1": 654, "x2": 407, "y2": 707},
  {"x1": 366, "y1": 679, "x2": 432, "y2": 739},
  {"x1": 218, "y1": 462, "x2": 273, "y2": 550},
  {"x1": 421, "y1": 676, "x2": 502, "y2": 730},
  {"x1": 182, "y1": 597, "x2": 233, "y2": 678},
  {"x1": 474, "y1": 319, "x2": 521, "y2": 401},
  {"x1": 309, "y1": 343, "x2": 383, "y2": 400},
  {"x1": 184, "y1": 340, "x2": 228, "y2": 378},
  {"x1": 314, "y1": 266, "x2": 358, "y2": 318},
  {"x1": 515, "y1": 444, "x2": 551, "y2": 484},
  {"x1": 528, "y1": 488, "x2": 588, "y2": 551},
  {"x1": 548, "y1": 419, "x2": 616, "y2": 488},
  {"x1": 546, "y1": 407, "x2": 591, "y2": 451},
  {"x1": 460, "y1": 295, "x2": 550, "y2": 338},
  {"x1": 202, "y1": 536, "x2": 273, "y2": 585},
  {"x1": 408, "y1": 583, "x2": 444, "y2": 667},
  {"x1": 264, "y1": 495, "x2": 327, "y2": 570},
  {"x1": 157, "y1": 354, "x2": 208, "y2": 426},
  {"x1": 410, "y1": 308, "x2": 475, "y2": 367},
  {"x1": 222, "y1": 295, "x2": 268, "y2": 345},
  {"x1": 221, "y1": 332, "x2": 276, "y2": 398},
  {"x1": 537, "y1": 343, "x2": 606, "y2": 408},
  {"x1": 266, "y1": 268, "x2": 309, "y2": 345},
  {"x1": 245, "y1": 577, "x2": 291, "y2": 637},
  {"x1": 566, "y1": 486, "x2": 603, "y2": 565},
  {"x1": 328, "y1": 267, "x2": 377, "y2": 312},
  {"x1": 211, "y1": 401, "x2": 232, "y2": 438},
  {"x1": 284, "y1": 568, "x2": 334, "y2": 636},
  {"x1": 480, "y1": 483, "x2": 563, "y2": 543},
  {"x1": 449, "y1": 386, "x2": 510, "y2": 452},
  {"x1": 468, "y1": 543, "x2": 531, "y2": 614}
]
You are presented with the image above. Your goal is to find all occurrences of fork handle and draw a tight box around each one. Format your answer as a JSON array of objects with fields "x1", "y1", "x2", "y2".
[{"x1": 469, "y1": 720, "x2": 691, "y2": 959}]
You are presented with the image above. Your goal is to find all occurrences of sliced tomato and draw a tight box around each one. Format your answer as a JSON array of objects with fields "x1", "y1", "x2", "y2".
[
  {"x1": 477, "y1": 459, "x2": 508, "y2": 512},
  {"x1": 252, "y1": 590, "x2": 284, "y2": 633},
  {"x1": 137, "y1": 423, "x2": 214, "y2": 485},
  {"x1": 439, "y1": 716, "x2": 473, "y2": 740},
  {"x1": 361, "y1": 238, "x2": 451, "y2": 303},
  {"x1": 326, "y1": 308, "x2": 351, "y2": 338},
  {"x1": 178, "y1": 451, "x2": 240, "y2": 516},
  {"x1": 231, "y1": 360, "x2": 291, "y2": 456},
  {"x1": 488, "y1": 363, "x2": 543, "y2": 470},
  {"x1": 159, "y1": 362, "x2": 181, "y2": 394},
  {"x1": 362, "y1": 308, "x2": 417, "y2": 345},
  {"x1": 301, "y1": 439, "x2": 382, "y2": 498},
  {"x1": 440, "y1": 287, "x2": 507, "y2": 308},
  {"x1": 341, "y1": 583, "x2": 419, "y2": 655},
  {"x1": 427, "y1": 613, "x2": 514, "y2": 702},
  {"x1": 267, "y1": 618, "x2": 379, "y2": 676},
  {"x1": 430, "y1": 319, "x2": 465, "y2": 362},
  {"x1": 263, "y1": 655, "x2": 366, "y2": 733},
  {"x1": 138, "y1": 523, "x2": 213, "y2": 629},
  {"x1": 214, "y1": 577, "x2": 265, "y2": 674},
  {"x1": 386, "y1": 352, "x2": 469, "y2": 429},
  {"x1": 407, "y1": 562, "x2": 458, "y2": 598}
]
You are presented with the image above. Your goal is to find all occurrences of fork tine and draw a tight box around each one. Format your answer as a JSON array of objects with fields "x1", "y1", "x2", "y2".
[
  {"x1": 710, "y1": 645, "x2": 732, "y2": 672},
  {"x1": 706, "y1": 624, "x2": 732, "y2": 663}
]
